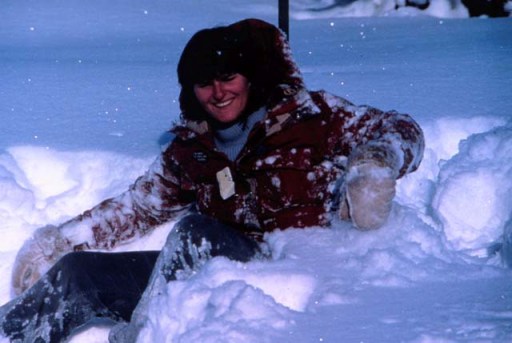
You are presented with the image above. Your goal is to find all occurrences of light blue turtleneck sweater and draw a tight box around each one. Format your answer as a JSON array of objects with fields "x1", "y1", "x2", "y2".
[{"x1": 214, "y1": 107, "x2": 266, "y2": 161}]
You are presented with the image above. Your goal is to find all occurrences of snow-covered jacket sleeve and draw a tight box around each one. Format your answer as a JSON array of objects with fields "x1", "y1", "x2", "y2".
[
  {"x1": 319, "y1": 91, "x2": 424, "y2": 178},
  {"x1": 58, "y1": 151, "x2": 193, "y2": 250}
]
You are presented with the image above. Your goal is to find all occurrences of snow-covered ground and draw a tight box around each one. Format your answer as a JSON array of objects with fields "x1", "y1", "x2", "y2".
[{"x1": 1, "y1": 0, "x2": 511, "y2": 342}]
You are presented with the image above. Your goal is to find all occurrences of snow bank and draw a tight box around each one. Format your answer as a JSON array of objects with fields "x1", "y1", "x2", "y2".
[
  {"x1": 396, "y1": 116, "x2": 511, "y2": 256},
  {"x1": 292, "y1": 0, "x2": 469, "y2": 18},
  {"x1": 433, "y1": 121, "x2": 512, "y2": 255},
  {"x1": 0, "y1": 147, "x2": 150, "y2": 299},
  {"x1": 135, "y1": 259, "x2": 308, "y2": 343}
]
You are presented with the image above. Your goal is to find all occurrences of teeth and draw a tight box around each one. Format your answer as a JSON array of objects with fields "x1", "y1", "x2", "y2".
[{"x1": 215, "y1": 99, "x2": 233, "y2": 108}]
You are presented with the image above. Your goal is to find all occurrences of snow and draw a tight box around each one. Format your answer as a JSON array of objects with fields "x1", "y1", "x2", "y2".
[
  {"x1": 1, "y1": 0, "x2": 512, "y2": 342},
  {"x1": 291, "y1": 0, "x2": 471, "y2": 18},
  {"x1": 433, "y1": 124, "x2": 512, "y2": 254}
]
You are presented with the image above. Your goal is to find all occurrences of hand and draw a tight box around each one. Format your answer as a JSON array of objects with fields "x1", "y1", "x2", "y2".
[
  {"x1": 346, "y1": 162, "x2": 396, "y2": 230},
  {"x1": 11, "y1": 225, "x2": 72, "y2": 295}
]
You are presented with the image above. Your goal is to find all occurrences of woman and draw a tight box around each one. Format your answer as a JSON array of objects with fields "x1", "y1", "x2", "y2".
[{"x1": 0, "y1": 18, "x2": 424, "y2": 342}]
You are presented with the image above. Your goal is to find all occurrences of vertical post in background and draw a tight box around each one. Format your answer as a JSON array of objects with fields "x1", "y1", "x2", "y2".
[{"x1": 278, "y1": 0, "x2": 289, "y2": 39}]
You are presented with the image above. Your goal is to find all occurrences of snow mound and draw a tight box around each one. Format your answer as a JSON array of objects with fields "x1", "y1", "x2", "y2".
[
  {"x1": 432, "y1": 121, "x2": 512, "y2": 255},
  {"x1": 137, "y1": 263, "x2": 302, "y2": 343}
]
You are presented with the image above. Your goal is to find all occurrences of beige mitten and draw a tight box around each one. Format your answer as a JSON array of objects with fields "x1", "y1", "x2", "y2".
[
  {"x1": 345, "y1": 143, "x2": 399, "y2": 230},
  {"x1": 11, "y1": 225, "x2": 73, "y2": 295},
  {"x1": 346, "y1": 162, "x2": 396, "y2": 230}
]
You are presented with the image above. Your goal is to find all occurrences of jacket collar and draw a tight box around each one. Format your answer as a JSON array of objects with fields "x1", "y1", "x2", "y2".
[{"x1": 173, "y1": 84, "x2": 321, "y2": 141}]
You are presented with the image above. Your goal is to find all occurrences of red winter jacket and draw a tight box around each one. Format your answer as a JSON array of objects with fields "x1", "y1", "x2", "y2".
[{"x1": 59, "y1": 20, "x2": 424, "y2": 250}]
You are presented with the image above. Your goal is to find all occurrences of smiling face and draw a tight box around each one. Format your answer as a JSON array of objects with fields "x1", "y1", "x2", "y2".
[{"x1": 193, "y1": 73, "x2": 250, "y2": 124}]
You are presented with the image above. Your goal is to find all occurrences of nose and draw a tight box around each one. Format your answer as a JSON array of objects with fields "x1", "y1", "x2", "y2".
[{"x1": 212, "y1": 80, "x2": 225, "y2": 100}]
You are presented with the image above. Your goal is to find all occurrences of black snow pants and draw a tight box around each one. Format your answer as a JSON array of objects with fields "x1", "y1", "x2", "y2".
[{"x1": 0, "y1": 214, "x2": 262, "y2": 343}]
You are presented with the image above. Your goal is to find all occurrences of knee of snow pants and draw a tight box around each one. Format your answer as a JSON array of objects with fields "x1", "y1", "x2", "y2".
[
  {"x1": 160, "y1": 214, "x2": 263, "y2": 281},
  {"x1": 0, "y1": 250, "x2": 159, "y2": 343}
]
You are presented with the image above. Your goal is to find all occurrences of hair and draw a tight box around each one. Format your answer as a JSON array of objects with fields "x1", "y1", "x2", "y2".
[{"x1": 177, "y1": 19, "x2": 288, "y2": 123}]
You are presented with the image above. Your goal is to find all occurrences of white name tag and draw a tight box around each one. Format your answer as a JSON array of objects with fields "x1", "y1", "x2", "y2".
[{"x1": 216, "y1": 166, "x2": 235, "y2": 200}]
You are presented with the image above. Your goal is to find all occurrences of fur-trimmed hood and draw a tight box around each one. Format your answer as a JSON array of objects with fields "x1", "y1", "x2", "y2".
[{"x1": 176, "y1": 18, "x2": 321, "y2": 136}]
